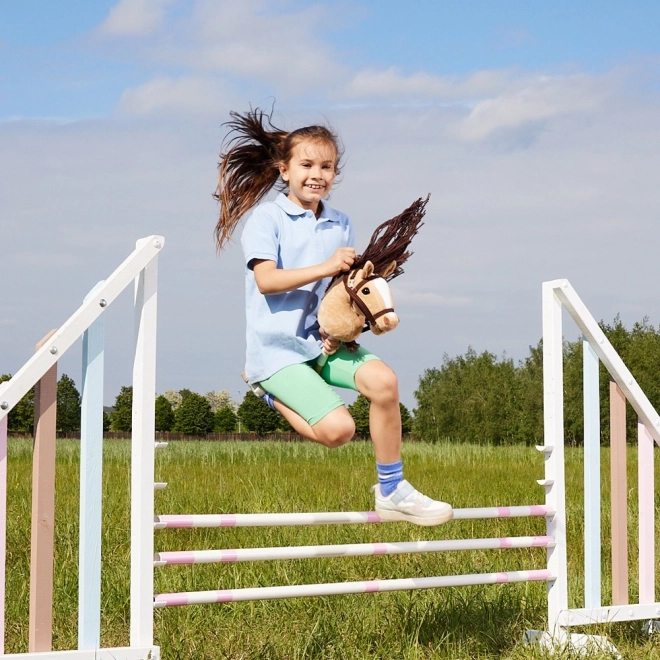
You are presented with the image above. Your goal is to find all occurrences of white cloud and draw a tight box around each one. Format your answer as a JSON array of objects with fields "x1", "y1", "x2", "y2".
[
  {"x1": 342, "y1": 67, "x2": 514, "y2": 101},
  {"x1": 98, "y1": 0, "x2": 178, "y2": 37},
  {"x1": 116, "y1": 76, "x2": 239, "y2": 116},
  {"x1": 454, "y1": 73, "x2": 615, "y2": 141}
]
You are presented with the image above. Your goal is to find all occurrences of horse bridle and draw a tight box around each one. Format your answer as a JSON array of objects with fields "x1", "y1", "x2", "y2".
[{"x1": 342, "y1": 273, "x2": 395, "y2": 333}]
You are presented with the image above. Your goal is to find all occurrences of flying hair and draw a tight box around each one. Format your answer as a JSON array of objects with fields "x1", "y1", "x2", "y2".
[{"x1": 214, "y1": 107, "x2": 342, "y2": 250}]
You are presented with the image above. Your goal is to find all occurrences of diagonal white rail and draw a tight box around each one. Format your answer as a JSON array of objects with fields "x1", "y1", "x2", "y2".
[{"x1": 0, "y1": 237, "x2": 164, "y2": 421}]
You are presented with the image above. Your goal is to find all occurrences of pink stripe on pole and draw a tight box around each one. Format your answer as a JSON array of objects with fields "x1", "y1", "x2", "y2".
[
  {"x1": 220, "y1": 515, "x2": 237, "y2": 527},
  {"x1": 499, "y1": 538, "x2": 513, "y2": 548},
  {"x1": 215, "y1": 590, "x2": 233, "y2": 603},
  {"x1": 529, "y1": 505, "x2": 548, "y2": 516},
  {"x1": 532, "y1": 536, "x2": 548, "y2": 547},
  {"x1": 159, "y1": 594, "x2": 190, "y2": 607},
  {"x1": 497, "y1": 507, "x2": 511, "y2": 517},
  {"x1": 527, "y1": 569, "x2": 552, "y2": 581},
  {"x1": 367, "y1": 512, "x2": 381, "y2": 523},
  {"x1": 495, "y1": 573, "x2": 510, "y2": 583},
  {"x1": 373, "y1": 543, "x2": 387, "y2": 555},
  {"x1": 163, "y1": 515, "x2": 193, "y2": 528},
  {"x1": 364, "y1": 581, "x2": 380, "y2": 593},
  {"x1": 167, "y1": 551, "x2": 195, "y2": 565},
  {"x1": 221, "y1": 550, "x2": 238, "y2": 563}
]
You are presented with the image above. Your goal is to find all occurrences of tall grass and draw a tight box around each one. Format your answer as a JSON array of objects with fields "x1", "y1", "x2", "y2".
[{"x1": 4, "y1": 439, "x2": 660, "y2": 658}]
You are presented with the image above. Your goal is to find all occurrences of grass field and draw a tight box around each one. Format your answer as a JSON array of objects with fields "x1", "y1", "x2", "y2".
[{"x1": 4, "y1": 439, "x2": 660, "y2": 659}]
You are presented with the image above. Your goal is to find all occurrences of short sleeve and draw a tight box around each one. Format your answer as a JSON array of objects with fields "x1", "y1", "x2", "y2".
[{"x1": 241, "y1": 205, "x2": 280, "y2": 270}]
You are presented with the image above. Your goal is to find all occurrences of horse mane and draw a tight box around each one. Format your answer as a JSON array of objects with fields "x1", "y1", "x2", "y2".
[{"x1": 327, "y1": 195, "x2": 429, "y2": 291}]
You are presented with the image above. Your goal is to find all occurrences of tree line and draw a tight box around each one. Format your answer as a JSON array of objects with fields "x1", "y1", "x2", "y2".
[
  {"x1": 0, "y1": 375, "x2": 413, "y2": 437},
  {"x1": 413, "y1": 315, "x2": 660, "y2": 445},
  {"x1": 5, "y1": 314, "x2": 654, "y2": 443}
]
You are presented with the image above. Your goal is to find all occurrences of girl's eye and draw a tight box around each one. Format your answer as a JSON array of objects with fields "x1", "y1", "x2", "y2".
[{"x1": 361, "y1": 287, "x2": 370, "y2": 295}]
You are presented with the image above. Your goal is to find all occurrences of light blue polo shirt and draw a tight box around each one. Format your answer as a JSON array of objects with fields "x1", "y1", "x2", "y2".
[{"x1": 241, "y1": 193, "x2": 354, "y2": 383}]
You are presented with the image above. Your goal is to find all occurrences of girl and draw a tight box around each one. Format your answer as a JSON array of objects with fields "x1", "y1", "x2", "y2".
[{"x1": 215, "y1": 108, "x2": 452, "y2": 526}]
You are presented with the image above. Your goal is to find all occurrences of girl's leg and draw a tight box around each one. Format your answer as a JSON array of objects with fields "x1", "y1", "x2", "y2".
[
  {"x1": 354, "y1": 358, "x2": 452, "y2": 526},
  {"x1": 259, "y1": 362, "x2": 355, "y2": 449},
  {"x1": 272, "y1": 399, "x2": 355, "y2": 449},
  {"x1": 353, "y1": 360, "x2": 402, "y2": 463}
]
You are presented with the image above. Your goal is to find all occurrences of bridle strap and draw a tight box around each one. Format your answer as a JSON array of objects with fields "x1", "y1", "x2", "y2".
[{"x1": 342, "y1": 274, "x2": 395, "y2": 331}]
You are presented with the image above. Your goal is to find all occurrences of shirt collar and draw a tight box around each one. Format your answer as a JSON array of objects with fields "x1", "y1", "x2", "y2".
[{"x1": 274, "y1": 192, "x2": 339, "y2": 223}]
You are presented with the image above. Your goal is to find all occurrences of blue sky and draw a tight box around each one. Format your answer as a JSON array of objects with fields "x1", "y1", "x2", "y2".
[{"x1": 2, "y1": 1, "x2": 660, "y2": 408}]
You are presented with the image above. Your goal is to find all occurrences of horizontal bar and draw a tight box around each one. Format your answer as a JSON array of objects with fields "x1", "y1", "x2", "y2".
[
  {"x1": 154, "y1": 505, "x2": 551, "y2": 529},
  {"x1": 0, "y1": 647, "x2": 159, "y2": 659},
  {"x1": 154, "y1": 569, "x2": 553, "y2": 607},
  {"x1": 154, "y1": 535, "x2": 555, "y2": 566},
  {"x1": 556, "y1": 602, "x2": 660, "y2": 626}
]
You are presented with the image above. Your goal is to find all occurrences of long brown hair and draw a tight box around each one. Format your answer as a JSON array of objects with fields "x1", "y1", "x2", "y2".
[{"x1": 214, "y1": 107, "x2": 342, "y2": 250}]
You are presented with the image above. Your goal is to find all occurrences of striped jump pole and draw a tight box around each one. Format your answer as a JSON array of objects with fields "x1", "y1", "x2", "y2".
[
  {"x1": 154, "y1": 504, "x2": 551, "y2": 529},
  {"x1": 155, "y1": 570, "x2": 554, "y2": 608}
]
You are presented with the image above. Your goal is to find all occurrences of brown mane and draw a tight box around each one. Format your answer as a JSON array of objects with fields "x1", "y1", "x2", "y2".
[{"x1": 327, "y1": 195, "x2": 429, "y2": 290}]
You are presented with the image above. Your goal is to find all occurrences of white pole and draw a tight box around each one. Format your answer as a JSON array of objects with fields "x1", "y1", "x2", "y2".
[
  {"x1": 542, "y1": 281, "x2": 568, "y2": 640},
  {"x1": 78, "y1": 284, "x2": 106, "y2": 650},
  {"x1": 154, "y1": 570, "x2": 553, "y2": 607},
  {"x1": 154, "y1": 505, "x2": 551, "y2": 529},
  {"x1": 130, "y1": 238, "x2": 162, "y2": 647}
]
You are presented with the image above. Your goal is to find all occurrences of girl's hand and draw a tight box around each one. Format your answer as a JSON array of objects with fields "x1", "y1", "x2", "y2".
[
  {"x1": 320, "y1": 328, "x2": 341, "y2": 355},
  {"x1": 323, "y1": 247, "x2": 356, "y2": 277}
]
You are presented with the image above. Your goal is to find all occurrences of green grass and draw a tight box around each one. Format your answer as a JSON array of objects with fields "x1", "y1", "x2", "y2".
[{"x1": 4, "y1": 439, "x2": 660, "y2": 659}]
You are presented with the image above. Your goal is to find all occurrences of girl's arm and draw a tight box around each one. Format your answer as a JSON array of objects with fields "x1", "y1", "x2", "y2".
[{"x1": 253, "y1": 247, "x2": 356, "y2": 295}]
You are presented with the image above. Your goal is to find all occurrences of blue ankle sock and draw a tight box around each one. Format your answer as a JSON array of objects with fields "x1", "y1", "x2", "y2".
[
  {"x1": 262, "y1": 393, "x2": 276, "y2": 410},
  {"x1": 376, "y1": 460, "x2": 404, "y2": 497}
]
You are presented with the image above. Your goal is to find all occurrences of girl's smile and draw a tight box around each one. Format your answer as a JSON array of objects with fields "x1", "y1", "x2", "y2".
[{"x1": 279, "y1": 141, "x2": 338, "y2": 215}]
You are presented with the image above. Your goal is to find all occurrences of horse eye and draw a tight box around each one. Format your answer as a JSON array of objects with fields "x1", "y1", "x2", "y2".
[{"x1": 361, "y1": 287, "x2": 370, "y2": 295}]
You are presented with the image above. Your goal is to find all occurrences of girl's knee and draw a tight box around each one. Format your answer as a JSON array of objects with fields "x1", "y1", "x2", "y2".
[
  {"x1": 314, "y1": 411, "x2": 355, "y2": 448},
  {"x1": 358, "y1": 362, "x2": 399, "y2": 402}
]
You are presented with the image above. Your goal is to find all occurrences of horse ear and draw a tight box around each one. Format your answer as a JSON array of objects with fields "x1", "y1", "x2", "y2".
[
  {"x1": 363, "y1": 261, "x2": 375, "y2": 277},
  {"x1": 381, "y1": 260, "x2": 397, "y2": 278}
]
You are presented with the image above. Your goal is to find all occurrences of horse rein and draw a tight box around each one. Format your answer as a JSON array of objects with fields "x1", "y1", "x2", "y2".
[{"x1": 342, "y1": 273, "x2": 395, "y2": 333}]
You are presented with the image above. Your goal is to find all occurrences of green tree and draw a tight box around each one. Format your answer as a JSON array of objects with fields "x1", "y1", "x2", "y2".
[
  {"x1": 174, "y1": 392, "x2": 214, "y2": 435},
  {"x1": 1, "y1": 374, "x2": 35, "y2": 433},
  {"x1": 155, "y1": 395, "x2": 175, "y2": 432},
  {"x1": 400, "y1": 403, "x2": 413, "y2": 434},
  {"x1": 111, "y1": 386, "x2": 133, "y2": 432},
  {"x1": 57, "y1": 374, "x2": 81, "y2": 433},
  {"x1": 348, "y1": 394, "x2": 370, "y2": 436},
  {"x1": 205, "y1": 390, "x2": 234, "y2": 412},
  {"x1": 413, "y1": 348, "x2": 525, "y2": 445},
  {"x1": 214, "y1": 405, "x2": 237, "y2": 432},
  {"x1": 238, "y1": 391, "x2": 279, "y2": 434}
]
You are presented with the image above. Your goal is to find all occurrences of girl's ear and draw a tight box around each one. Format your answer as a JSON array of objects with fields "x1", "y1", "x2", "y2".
[{"x1": 278, "y1": 162, "x2": 289, "y2": 182}]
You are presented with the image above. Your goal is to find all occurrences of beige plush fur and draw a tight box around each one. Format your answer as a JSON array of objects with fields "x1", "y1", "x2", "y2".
[{"x1": 318, "y1": 260, "x2": 398, "y2": 343}]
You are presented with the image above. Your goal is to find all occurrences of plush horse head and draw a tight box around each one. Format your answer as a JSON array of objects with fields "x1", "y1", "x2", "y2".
[
  {"x1": 317, "y1": 195, "x2": 429, "y2": 349},
  {"x1": 318, "y1": 260, "x2": 399, "y2": 342}
]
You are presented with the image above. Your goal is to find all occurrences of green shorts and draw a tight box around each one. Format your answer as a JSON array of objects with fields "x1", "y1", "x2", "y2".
[{"x1": 260, "y1": 345, "x2": 380, "y2": 426}]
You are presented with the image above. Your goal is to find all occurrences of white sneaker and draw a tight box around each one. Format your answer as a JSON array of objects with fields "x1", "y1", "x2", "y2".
[{"x1": 374, "y1": 480, "x2": 453, "y2": 526}]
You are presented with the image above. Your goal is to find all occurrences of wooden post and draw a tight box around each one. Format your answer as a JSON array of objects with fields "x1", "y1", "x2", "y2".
[
  {"x1": 29, "y1": 330, "x2": 58, "y2": 653},
  {"x1": 609, "y1": 379, "x2": 628, "y2": 606}
]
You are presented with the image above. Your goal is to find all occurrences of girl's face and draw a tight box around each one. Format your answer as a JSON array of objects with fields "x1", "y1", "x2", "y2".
[{"x1": 279, "y1": 140, "x2": 337, "y2": 215}]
